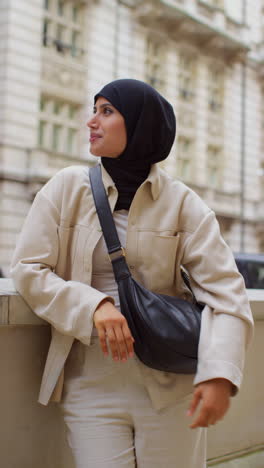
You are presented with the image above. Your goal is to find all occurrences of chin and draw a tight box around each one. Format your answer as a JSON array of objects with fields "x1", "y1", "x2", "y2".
[{"x1": 90, "y1": 148, "x2": 101, "y2": 157}]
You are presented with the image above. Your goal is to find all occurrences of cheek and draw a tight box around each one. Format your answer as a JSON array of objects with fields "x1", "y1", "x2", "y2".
[{"x1": 115, "y1": 123, "x2": 127, "y2": 149}]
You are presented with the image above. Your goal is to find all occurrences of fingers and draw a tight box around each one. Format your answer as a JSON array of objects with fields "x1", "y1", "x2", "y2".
[
  {"x1": 189, "y1": 407, "x2": 211, "y2": 429},
  {"x1": 121, "y1": 321, "x2": 135, "y2": 358},
  {"x1": 188, "y1": 380, "x2": 231, "y2": 429},
  {"x1": 190, "y1": 407, "x2": 222, "y2": 429},
  {"x1": 114, "y1": 324, "x2": 135, "y2": 361},
  {"x1": 93, "y1": 301, "x2": 134, "y2": 361},
  {"x1": 97, "y1": 327, "x2": 109, "y2": 357},
  {"x1": 101, "y1": 325, "x2": 135, "y2": 361},
  {"x1": 105, "y1": 327, "x2": 120, "y2": 361},
  {"x1": 187, "y1": 389, "x2": 202, "y2": 417},
  {"x1": 188, "y1": 389, "x2": 209, "y2": 429}
]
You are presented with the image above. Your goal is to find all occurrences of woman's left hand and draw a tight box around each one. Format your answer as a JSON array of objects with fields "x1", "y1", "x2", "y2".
[{"x1": 187, "y1": 378, "x2": 233, "y2": 429}]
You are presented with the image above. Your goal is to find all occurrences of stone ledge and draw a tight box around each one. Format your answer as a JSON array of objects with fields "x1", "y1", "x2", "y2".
[
  {"x1": 0, "y1": 278, "x2": 263, "y2": 326},
  {"x1": 0, "y1": 278, "x2": 46, "y2": 326},
  {"x1": 208, "y1": 445, "x2": 264, "y2": 467}
]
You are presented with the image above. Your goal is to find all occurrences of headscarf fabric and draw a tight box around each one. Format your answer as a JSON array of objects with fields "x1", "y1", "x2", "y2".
[{"x1": 94, "y1": 79, "x2": 176, "y2": 210}]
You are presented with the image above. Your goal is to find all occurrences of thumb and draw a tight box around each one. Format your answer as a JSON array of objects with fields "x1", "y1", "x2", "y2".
[{"x1": 187, "y1": 388, "x2": 202, "y2": 417}]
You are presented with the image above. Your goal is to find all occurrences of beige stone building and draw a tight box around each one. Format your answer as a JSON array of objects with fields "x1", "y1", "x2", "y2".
[{"x1": 0, "y1": 0, "x2": 264, "y2": 276}]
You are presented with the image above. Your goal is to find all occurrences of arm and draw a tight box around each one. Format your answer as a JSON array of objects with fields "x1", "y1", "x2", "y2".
[
  {"x1": 182, "y1": 211, "x2": 254, "y2": 427},
  {"x1": 10, "y1": 174, "x2": 114, "y2": 346},
  {"x1": 188, "y1": 309, "x2": 249, "y2": 428}
]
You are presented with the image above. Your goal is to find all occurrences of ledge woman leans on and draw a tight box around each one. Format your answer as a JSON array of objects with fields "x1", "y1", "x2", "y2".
[{"x1": 11, "y1": 79, "x2": 253, "y2": 468}]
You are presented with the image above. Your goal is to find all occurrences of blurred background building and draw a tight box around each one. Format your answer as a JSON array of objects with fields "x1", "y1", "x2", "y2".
[{"x1": 0, "y1": 0, "x2": 264, "y2": 276}]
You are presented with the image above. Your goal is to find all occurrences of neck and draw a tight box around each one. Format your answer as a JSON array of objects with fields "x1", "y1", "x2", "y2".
[{"x1": 101, "y1": 157, "x2": 151, "y2": 211}]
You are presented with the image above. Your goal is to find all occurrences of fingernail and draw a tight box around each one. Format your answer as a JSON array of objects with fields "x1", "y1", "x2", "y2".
[
  {"x1": 129, "y1": 352, "x2": 134, "y2": 358},
  {"x1": 186, "y1": 410, "x2": 191, "y2": 417}
]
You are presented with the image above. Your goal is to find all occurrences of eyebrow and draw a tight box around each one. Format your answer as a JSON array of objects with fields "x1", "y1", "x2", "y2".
[{"x1": 93, "y1": 102, "x2": 114, "y2": 110}]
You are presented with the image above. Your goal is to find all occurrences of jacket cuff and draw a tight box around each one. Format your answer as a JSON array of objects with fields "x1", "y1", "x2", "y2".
[{"x1": 193, "y1": 359, "x2": 242, "y2": 396}]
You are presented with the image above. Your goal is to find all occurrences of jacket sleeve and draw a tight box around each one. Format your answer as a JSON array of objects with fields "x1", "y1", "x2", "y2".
[
  {"x1": 182, "y1": 210, "x2": 254, "y2": 392},
  {"x1": 10, "y1": 173, "x2": 114, "y2": 346}
]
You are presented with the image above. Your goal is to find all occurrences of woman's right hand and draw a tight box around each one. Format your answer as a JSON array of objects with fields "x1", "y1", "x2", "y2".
[{"x1": 93, "y1": 299, "x2": 135, "y2": 362}]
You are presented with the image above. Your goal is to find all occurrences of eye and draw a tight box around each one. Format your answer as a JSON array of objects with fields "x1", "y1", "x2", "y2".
[{"x1": 103, "y1": 107, "x2": 113, "y2": 115}]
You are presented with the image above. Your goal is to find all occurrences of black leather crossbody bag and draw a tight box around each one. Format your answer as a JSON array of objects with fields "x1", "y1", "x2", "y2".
[{"x1": 89, "y1": 165, "x2": 204, "y2": 374}]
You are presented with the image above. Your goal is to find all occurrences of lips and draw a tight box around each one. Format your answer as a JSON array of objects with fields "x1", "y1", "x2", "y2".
[{"x1": 90, "y1": 133, "x2": 102, "y2": 143}]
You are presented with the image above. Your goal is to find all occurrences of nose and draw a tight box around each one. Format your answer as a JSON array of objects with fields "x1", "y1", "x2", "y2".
[{"x1": 87, "y1": 114, "x2": 98, "y2": 129}]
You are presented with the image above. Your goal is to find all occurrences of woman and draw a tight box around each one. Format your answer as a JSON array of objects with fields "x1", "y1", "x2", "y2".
[{"x1": 11, "y1": 79, "x2": 253, "y2": 467}]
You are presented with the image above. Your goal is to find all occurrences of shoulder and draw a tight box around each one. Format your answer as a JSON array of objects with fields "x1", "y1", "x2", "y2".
[
  {"x1": 38, "y1": 165, "x2": 90, "y2": 212},
  {"x1": 158, "y1": 167, "x2": 202, "y2": 200},
  {"x1": 52, "y1": 164, "x2": 88, "y2": 184},
  {"x1": 157, "y1": 168, "x2": 211, "y2": 228},
  {"x1": 40, "y1": 165, "x2": 88, "y2": 193}
]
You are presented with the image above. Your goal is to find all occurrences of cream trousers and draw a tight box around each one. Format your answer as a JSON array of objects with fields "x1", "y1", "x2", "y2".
[{"x1": 60, "y1": 337, "x2": 206, "y2": 468}]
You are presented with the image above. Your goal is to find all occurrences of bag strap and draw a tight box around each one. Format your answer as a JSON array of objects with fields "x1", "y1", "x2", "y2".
[
  {"x1": 89, "y1": 165, "x2": 130, "y2": 283},
  {"x1": 89, "y1": 164, "x2": 124, "y2": 259},
  {"x1": 180, "y1": 267, "x2": 197, "y2": 304},
  {"x1": 89, "y1": 164, "x2": 197, "y2": 300}
]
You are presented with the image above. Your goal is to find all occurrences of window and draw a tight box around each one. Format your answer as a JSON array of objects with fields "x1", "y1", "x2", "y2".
[
  {"x1": 52, "y1": 125, "x2": 62, "y2": 152},
  {"x1": 54, "y1": 100, "x2": 63, "y2": 115},
  {"x1": 207, "y1": 65, "x2": 224, "y2": 142},
  {"x1": 208, "y1": 66, "x2": 224, "y2": 113},
  {"x1": 207, "y1": 145, "x2": 222, "y2": 187},
  {"x1": 145, "y1": 36, "x2": 165, "y2": 90},
  {"x1": 57, "y1": 0, "x2": 64, "y2": 16},
  {"x1": 43, "y1": 18, "x2": 51, "y2": 47},
  {"x1": 40, "y1": 95, "x2": 46, "y2": 112},
  {"x1": 72, "y1": 5, "x2": 79, "y2": 22},
  {"x1": 38, "y1": 95, "x2": 80, "y2": 156},
  {"x1": 69, "y1": 104, "x2": 78, "y2": 120},
  {"x1": 38, "y1": 121, "x2": 47, "y2": 147},
  {"x1": 42, "y1": 0, "x2": 84, "y2": 59},
  {"x1": 66, "y1": 128, "x2": 76, "y2": 154},
  {"x1": 56, "y1": 24, "x2": 65, "y2": 42},
  {"x1": 178, "y1": 54, "x2": 196, "y2": 102},
  {"x1": 71, "y1": 30, "x2": 80, "y2": 57},
  {"x1": 176, "y1": 137, "x2": 193, "y2": 180}
]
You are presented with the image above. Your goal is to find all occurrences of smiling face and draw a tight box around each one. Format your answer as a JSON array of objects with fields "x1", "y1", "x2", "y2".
[{"x1": 87, "y1": 97, "x2": 127, "y2": 158}]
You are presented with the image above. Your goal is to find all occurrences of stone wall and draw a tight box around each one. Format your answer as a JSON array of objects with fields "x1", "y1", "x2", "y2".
[{"x1": 0, "y1": 279, "x2": 263, "y2": 467}]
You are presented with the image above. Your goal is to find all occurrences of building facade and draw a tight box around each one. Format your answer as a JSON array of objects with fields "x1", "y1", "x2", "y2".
[{"x1": 0, "y1": 0, "x2": 264, "y2": 276}]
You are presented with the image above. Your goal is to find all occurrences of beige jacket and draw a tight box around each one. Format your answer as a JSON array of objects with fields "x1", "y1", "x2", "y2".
[{"x1": 11, "y1": 164, "x2": 253, "y2": 409}]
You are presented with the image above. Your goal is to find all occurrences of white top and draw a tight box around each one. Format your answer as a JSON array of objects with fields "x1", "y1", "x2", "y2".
[{"x1": 91, "y1": 210, "x2": 128, "y2": 334}]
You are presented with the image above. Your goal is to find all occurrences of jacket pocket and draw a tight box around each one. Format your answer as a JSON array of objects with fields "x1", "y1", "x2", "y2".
[{"x1": 150, "y1": 234, "x2": 180, "y2": 290}]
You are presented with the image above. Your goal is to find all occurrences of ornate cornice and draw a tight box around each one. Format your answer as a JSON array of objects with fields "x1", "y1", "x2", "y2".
[{"x1": 134, "y1": 0, "x2": 250, "y2": 62}]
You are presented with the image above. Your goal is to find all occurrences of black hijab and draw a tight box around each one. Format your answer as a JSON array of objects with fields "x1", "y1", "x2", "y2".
[{"x1": 94, "y1": 79, "x2": 176, "y2": 210}]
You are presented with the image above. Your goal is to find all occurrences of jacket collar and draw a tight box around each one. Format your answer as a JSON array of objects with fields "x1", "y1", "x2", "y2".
[{"x1": 101, "y1": 162, "x2": 161, "y2": 201}]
